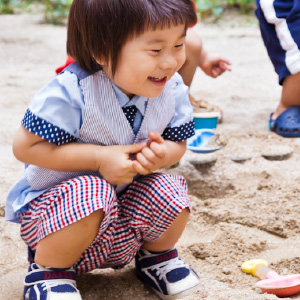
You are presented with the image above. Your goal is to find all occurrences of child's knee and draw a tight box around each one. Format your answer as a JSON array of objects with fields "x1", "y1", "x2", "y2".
[
  {"x1": 185, "y1": 28, "x2": 203, "y2": 57},
  {"x1": 79, "y1": 209, "x2": 104, "y2": 229}
]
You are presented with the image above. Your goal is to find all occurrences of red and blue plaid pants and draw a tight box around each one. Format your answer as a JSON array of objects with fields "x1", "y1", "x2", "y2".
[{"x1": 19, "y1": 173, "x2": 190, "y2": 274}]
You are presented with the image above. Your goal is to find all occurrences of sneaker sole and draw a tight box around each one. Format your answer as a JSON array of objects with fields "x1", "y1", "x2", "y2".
[{"x1": 151, "y1": 281, "x2": 201, "y2": 300}]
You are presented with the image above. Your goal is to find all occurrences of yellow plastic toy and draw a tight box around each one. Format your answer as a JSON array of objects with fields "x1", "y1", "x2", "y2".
[
  {"x1": 241, "y1": 259, "x2": 268, "y2": 278},
  {"x1": 242, "y1": 259, "x2": 300, "y2": 297}
]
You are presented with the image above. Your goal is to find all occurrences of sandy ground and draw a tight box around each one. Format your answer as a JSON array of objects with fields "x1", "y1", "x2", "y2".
[{"x1": 2, "y1": 9, "x2": 300, "y2": 300}]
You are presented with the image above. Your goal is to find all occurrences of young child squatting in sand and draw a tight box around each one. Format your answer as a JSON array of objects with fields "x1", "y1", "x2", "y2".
[{"x1": 6, "y1": 0, "x2": 201, "y2": 299}]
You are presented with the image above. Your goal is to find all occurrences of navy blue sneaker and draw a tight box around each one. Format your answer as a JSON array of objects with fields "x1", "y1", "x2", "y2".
[
  {"x1": 135, "y1": 248, "x2": 200, "y2": 300},
  {"x1": 23, "y1": 263, "x2": 82, "y2": 300}
]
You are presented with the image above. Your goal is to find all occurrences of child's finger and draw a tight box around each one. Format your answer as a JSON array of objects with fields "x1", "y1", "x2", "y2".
[
  {"x1": 123, "y1": 142, "x2": 146, "y2": 154},
  {"x1": 148, "y1": 131, "x2": 164, "y2": 144},
  {"x1": 219, "y1": 57, "x2": 231, "y2": 65},
  {"x1": 140, "y1": 147, "x2": 156, "y2": 163},
  {"x1": 136, "y1": 152, "x2": 154, "y2": 171},
  {"x1": 211, "y1": 69, "x2": 218, "y2": 77},
  {"x1": 132, "y1": 160, "x2": 150, "y2": 175},
  {"x1": 220, "y1": 62, "x2": 231, "y2": 71},
  {"x1": 149, "y1": 142, "x2": 166, "y2": 158},
  {"x1": 212, "y1": 67, "x2": 221, "y2": 77}
]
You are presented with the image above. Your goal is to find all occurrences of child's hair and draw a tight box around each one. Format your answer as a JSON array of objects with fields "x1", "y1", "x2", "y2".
[{"x1": 67, "y1": 0, "x2": 197, "y2": 75}]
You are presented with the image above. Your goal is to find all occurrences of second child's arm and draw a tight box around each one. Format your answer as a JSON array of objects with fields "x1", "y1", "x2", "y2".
[
  {"x1": 199, "y1": 48, "x2": 231, "y2": 78},
  {"x1": 13, "y1": 125, "x2": 146, "y2": 185}
]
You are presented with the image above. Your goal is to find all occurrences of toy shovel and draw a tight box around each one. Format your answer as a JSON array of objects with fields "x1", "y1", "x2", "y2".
[{"x1": 241, "y1": 259, "x2": 300, "y2": 297}]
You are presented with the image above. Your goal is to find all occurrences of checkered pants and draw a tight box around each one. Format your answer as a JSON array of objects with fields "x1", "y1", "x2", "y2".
[{"x1": 19, "y1": 173, "x2": 190, "y2": 274}]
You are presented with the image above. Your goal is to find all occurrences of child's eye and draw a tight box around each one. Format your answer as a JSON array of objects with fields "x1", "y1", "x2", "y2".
[
  {"x1": 151, "y1": 49, "x2": 161, "y2": 53},
  {"x1": 175, "y1": 43, "x2": 184, "y2": 48}
]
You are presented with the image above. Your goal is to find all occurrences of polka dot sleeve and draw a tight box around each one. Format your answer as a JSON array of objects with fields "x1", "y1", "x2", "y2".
[
  {"x1": 162, "y1": 120, "x2": 195, "y2": 142},
  {"x1": 22, "y1": 109, "x2": 77, "y2": 145}
]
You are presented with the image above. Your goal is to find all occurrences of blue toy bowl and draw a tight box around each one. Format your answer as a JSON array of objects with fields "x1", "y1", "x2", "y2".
[
  {"x1": 193, "y1": 111, "x2": 220, "y2": 130},
  {"x1": 187, "y1": 129, "x2": 223, "y2": 153}
]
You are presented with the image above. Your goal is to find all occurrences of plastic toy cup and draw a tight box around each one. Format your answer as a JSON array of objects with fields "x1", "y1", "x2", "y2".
[{"x1": 193, "y1": 111, "x2": 220, "y2": 130}]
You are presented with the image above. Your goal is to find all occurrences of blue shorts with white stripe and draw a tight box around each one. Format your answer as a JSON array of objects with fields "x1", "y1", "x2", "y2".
[{"x1": 256, "y1": 0, "x2": 300, "y2": 84}]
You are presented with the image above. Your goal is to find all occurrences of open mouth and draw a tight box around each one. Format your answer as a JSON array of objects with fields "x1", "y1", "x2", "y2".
[{"x1": 148, "y1": 76, "x2": 167, "y2": 84}]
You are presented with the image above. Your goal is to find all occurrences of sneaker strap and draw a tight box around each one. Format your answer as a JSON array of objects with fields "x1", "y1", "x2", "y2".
[
  {"x1": 139, "y1": 248, "x2": 178, "y2": 268},
  {"x1": 24, "y1": 264, "x2": 76, "y2": 287}
]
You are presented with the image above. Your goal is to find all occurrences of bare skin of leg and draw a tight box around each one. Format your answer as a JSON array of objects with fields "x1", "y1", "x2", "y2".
[
  {"x1": 34, "y1": 209, "x2": 104, "y2": 268},
  {"x1": 177, "y1": 29, "x2": 204, "y2": 107},
  {"x1": 179, "y1": 29, "x2": 223, "y2": 121},
  {"x1": 273, "y1": 72, "x2": 300, "y2": 119},
  {"x1": 142, "y1": 208, "x2": 190, "y2": 252},
  {"x1": 178, "y1": 29, "x2": 203, "y2": 88}
]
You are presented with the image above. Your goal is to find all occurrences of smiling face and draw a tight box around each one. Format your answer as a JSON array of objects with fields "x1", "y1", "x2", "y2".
[{"x1": 101, "y1": 24, "x2": 187, "y2": 98}]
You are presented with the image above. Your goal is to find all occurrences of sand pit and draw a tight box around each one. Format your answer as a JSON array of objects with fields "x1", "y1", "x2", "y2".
[{"x1": 1, "y1": 10, "x2": 300, "y2": 300}]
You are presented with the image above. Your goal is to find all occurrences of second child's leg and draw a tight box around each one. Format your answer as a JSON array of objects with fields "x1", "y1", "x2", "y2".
[
  {"x1": 178, "y1": 28, "x2": 202, "y2": 88},
  {"x1": 179, "y1": 28, "x2": 224, "y2": 122},
  {"x1": 256, "y1": 0, "x2": 300, "y2": 137},
  {"x1": 268, "y1": 72, "x2": 300, "y2": 138},
  {"x1": 273, "y1": 72, "x2": 300, "y2": 119}
]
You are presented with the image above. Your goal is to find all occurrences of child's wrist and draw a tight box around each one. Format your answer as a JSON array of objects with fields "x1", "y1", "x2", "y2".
[
  {"x1": 92, "y1": 145, "x2": 103, "y2": 172},
  {"x1": 199, "y1": 49, "x2": 208, "y2": 68}
]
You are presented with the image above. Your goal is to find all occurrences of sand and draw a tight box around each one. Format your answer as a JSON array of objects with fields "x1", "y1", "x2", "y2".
[{"x1": 1, "y1": 10, "x2": 300, "y2": 300}]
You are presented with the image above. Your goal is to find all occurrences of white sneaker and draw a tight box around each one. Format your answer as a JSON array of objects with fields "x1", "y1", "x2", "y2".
[
  {"x1": 135, "y1": 248, "x2": 201, "y2": 300},
  {"x1": 24, "y1": 263, "x2": 82, "y2": 300}
]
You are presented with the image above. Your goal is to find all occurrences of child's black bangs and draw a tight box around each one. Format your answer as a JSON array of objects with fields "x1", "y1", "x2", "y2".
[{"x1": 145, "y1": 16, "x2": 187, "y2": 32}]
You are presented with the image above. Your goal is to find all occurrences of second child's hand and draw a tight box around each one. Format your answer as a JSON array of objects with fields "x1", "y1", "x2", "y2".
[{"x1": 199, "y1": 51, "x2": 231, "y2": 78}]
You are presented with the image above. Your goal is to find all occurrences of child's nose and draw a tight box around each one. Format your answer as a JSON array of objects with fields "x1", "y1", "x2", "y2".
[{"x1": 159, "y1": 54, "x2": 177, "y2": 70}]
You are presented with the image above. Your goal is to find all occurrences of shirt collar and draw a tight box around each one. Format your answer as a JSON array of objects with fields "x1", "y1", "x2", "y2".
[{"x1": 112, "y1": 83, "x2": 148, "y2": 116}]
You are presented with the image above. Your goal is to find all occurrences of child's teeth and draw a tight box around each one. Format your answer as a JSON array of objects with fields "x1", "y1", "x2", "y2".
[{"x1": 151, "y1": 77, "x2": 163, "y2": 81}]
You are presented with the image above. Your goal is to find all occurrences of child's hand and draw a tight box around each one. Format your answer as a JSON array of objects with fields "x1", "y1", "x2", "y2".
[
  {"x1": 97, "y1": 143, "x2": 146, "y2": 185},
  {"x1": 199, "y1": 52, "x2": 231, "y2": 78},
  {"x1": 133, "y1": 131, "x2": 167, "y2": 175}
]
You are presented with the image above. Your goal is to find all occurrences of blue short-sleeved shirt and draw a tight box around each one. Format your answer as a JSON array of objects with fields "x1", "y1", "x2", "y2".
[{"x1": 6, "y1": 66, "x2": 194, "y2": 223}]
